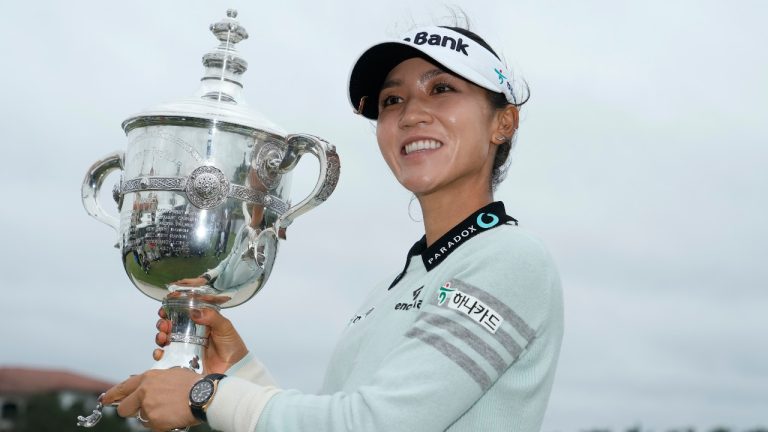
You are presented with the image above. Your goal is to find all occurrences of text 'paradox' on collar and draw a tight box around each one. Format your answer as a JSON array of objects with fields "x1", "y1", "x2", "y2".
[{"x1": 388, "y1": 201, "x2": 517, "y2": 289}]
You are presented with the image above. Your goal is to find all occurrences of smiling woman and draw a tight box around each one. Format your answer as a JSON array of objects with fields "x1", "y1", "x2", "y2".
[{"x1": 103, "y1": 21, "x2": 562, "y2": 432}]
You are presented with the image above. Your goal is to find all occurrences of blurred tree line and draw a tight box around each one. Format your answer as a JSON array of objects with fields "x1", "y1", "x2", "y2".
[
  {"x1": 5, "y1": 393, "x2": 214, "y2": 432},
  {"x1": 9, "y1": 393, "x2": 129, "y2": 432}
]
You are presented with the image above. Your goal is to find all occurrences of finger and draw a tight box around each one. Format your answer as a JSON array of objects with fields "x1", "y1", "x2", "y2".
[
  {"x1": 191, "y1": 308, "x2": 234, "y2": 334},
  {"x1": 102, "y1": 374, "x2": 142, "y2": 405},
  {"x1": 152, "y1": 348, "x2": 164, "y2": 361},
  {"x1": 155, "y1": 331, "x2": 168, "y2": 348},
  {"x1": 157, "y1": 308, "x2": 167, "y2": 319},
  {"x1": 156, "y1": 319, "x2": 171, "y2": 334},
  {"x1": 115, "y1": 386, "x2": 142, "y2": 418}
]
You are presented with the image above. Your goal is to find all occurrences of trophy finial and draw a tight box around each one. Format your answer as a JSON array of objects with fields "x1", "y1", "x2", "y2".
[
  {"x1": 200, "y1": 10, "x2": 250, "y2": 101},
  {"x1": 209, "y1": 9, "x2": 248, "y2": 45}
]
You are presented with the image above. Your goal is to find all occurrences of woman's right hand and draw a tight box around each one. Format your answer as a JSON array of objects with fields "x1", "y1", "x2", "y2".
[{"x1": 154, "y1": 307, "x2": 249, "y2": 374}]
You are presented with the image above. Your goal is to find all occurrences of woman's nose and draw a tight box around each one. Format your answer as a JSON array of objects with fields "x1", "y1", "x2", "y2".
[{"x1": 398, "y1": 97, "x2": 433, "y2": 128}]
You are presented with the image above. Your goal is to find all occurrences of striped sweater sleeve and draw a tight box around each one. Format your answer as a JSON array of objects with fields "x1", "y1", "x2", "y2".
[{"x1": 207, "y1": 229, "x2": 560, "y2": 432}]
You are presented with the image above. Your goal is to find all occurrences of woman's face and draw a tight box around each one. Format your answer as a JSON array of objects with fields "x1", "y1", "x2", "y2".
[{"x1": 376, "y1": 57, "x2": 499, "y2": 198}]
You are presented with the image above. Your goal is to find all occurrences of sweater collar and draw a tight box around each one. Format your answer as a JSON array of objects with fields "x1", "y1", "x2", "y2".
[{"x1": 388, "y1": 201, "x2": 517, "y2": 289}]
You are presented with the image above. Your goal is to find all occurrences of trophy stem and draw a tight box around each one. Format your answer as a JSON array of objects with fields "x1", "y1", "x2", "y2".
[{"x1": 153, "y1": 290, "x2": 223, "y2": 372}]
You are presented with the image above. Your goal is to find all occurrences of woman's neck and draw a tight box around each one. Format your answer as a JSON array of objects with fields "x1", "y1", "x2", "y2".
[{"x1": 419, "y1": 188, "x2": 493, "y2": 247}]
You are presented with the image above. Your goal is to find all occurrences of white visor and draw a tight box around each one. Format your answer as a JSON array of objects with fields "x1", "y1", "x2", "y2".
[{"x1": 348, "y1": 26, "x2": 515, "y2": 119}]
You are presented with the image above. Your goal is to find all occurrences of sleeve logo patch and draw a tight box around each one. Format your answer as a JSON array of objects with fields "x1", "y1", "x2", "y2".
[{"x1": 438, "y1": 285, "x2": 504, "y2": 334}]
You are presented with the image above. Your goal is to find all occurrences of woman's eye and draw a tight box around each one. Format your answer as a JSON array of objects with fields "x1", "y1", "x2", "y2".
[
  {"x1": 381, "y1": 95, "x2": 402, "y2": 107},
  {"x1": 432, "y1": 83, "x2": 454, "y2": 94}
]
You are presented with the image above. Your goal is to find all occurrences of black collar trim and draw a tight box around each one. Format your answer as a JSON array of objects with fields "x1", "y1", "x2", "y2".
[{"x1": 388, "y1": 201, "x2": 517, "y2": 289}]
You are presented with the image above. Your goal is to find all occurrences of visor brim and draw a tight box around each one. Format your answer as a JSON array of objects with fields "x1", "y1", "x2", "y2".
[{"x1": 348, "y1": 42, "x2": 437, "y2": 120}]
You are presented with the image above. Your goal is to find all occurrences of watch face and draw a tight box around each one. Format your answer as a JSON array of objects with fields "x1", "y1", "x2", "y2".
[{"x1": 190, "y1": 380, "x2": 214, "y2": 404}]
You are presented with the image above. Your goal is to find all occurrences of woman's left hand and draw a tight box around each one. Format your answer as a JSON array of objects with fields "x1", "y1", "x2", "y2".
[{"x1": 102, "y1": 368, "x2": 201, "y2": 431}]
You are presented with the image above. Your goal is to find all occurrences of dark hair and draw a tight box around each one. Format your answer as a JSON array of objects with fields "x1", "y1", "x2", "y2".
[{"x1": 440, "y1": 25, "x2": 530, "y2": 191}]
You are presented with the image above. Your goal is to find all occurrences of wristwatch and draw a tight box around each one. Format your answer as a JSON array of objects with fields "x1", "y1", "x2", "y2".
[{"x1": 189, "y1": 373, "x2": 226, "y2": 422}]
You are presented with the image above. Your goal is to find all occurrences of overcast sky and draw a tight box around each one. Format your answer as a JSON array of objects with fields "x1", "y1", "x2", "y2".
[{"x1": 0, "y1": 1, "x2": 766, "y2": 431}]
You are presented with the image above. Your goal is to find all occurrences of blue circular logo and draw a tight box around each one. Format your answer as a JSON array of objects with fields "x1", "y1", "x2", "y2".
[{"x1": 476, "y1": 213, "x2": 499, "y2": 229}]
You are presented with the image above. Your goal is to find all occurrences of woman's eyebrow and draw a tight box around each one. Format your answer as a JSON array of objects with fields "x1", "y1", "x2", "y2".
[
  {"x1": 380, "y1": 78, "x2": 402, "y2": 92},
  {"x1": 420, "y1": 68, "x2": 446, "y2": 84},
  {"x1": 380, "y1": 68, "x2": 447, "y2": 92}
]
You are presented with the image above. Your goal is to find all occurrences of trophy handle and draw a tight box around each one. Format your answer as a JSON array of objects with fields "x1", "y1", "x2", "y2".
[
  {"x1": 81, "y1": 151, "x2": 123, "y2": 238},
  {"x1": 275, "y1": 134, "x2": 340, "y2": 232}
]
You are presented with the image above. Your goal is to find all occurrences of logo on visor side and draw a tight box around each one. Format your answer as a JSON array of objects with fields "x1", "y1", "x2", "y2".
[
  {"x1": 404, "y1": 32, "x2": 470, "y2": 56},
  {"x1": 494, "y1": 68, "x2": 507, "y2": 85}
]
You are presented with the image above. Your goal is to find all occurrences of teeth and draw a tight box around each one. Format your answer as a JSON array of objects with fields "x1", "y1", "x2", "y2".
[{"x1": 404, "y1": 139, "x2": 442, "y2": 155}]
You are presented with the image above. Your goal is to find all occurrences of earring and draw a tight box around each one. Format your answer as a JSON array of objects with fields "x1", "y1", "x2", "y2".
[
  {"x1": 408, "y1": 194, "x2": 423, "y2": 223},
  {"x1": 353, "y1": 96, "x2": 367, "y2": 115},
  {"x1": 494, "y1": 135, "x2": 507, "y2": 143}
]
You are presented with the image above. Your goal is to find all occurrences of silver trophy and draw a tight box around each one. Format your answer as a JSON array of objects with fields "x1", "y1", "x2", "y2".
[{"x1": 77, "y1": 10, "x2": 339, "y2": 427}]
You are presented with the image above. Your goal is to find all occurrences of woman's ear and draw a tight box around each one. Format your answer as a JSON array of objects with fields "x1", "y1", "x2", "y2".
[{"x1": 492, "y1": 105, "x2": 519, "y2": 144}]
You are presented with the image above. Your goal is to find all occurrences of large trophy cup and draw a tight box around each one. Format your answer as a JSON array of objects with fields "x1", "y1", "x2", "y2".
[{"x1": 77, "y1": 10, "x2": 339, "y2": 427}]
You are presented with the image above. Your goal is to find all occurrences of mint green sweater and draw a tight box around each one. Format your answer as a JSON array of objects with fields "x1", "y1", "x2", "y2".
[{"x1": 208, "y1": 202, "x2": 563, "y2": 432}]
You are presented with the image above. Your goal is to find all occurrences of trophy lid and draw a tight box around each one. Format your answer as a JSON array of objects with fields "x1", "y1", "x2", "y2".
[{"x1": 122, "y1": 9, "x2": 285, "y2": 137}]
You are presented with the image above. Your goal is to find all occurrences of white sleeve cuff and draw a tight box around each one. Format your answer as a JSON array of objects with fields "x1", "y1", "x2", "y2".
[
  {"x1": 205, "y1": 266, "x2": 221, "y2": 279},
  {"x1": 225, "y1": 353, "x2": 278, "y2": 386},
  {"x1": 207, "y1": 376, "x2": 281, "y2": 432}
]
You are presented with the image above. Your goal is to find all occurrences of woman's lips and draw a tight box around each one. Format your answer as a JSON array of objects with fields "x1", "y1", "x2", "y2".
[{"x1": 403, "y1": 139, "x2": 443, "y2": 155}]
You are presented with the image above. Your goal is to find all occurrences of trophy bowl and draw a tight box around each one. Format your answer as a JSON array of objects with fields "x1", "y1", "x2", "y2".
[{"x1": 76, "y1": 10, "x2": 339, "y2": 428}]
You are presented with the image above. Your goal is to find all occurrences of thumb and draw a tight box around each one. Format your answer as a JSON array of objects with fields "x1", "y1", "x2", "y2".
[{"x1": 191, "y1": 308, "x2": 236, "y2": 335}]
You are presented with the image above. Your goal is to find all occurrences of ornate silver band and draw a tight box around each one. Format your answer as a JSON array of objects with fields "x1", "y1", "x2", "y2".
[
  {"x1": 122, "y1": 177, "x2": 184, "y2": 192},
  {"x1": 170, "y1": 334, "x2": 209, "y2": 346},
  {"x1": 229, "y1": 184, "x2": 288, "y2": 213},
  {"x1": 119, "y1": 167, "x2": 288, "y2": 213}
]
